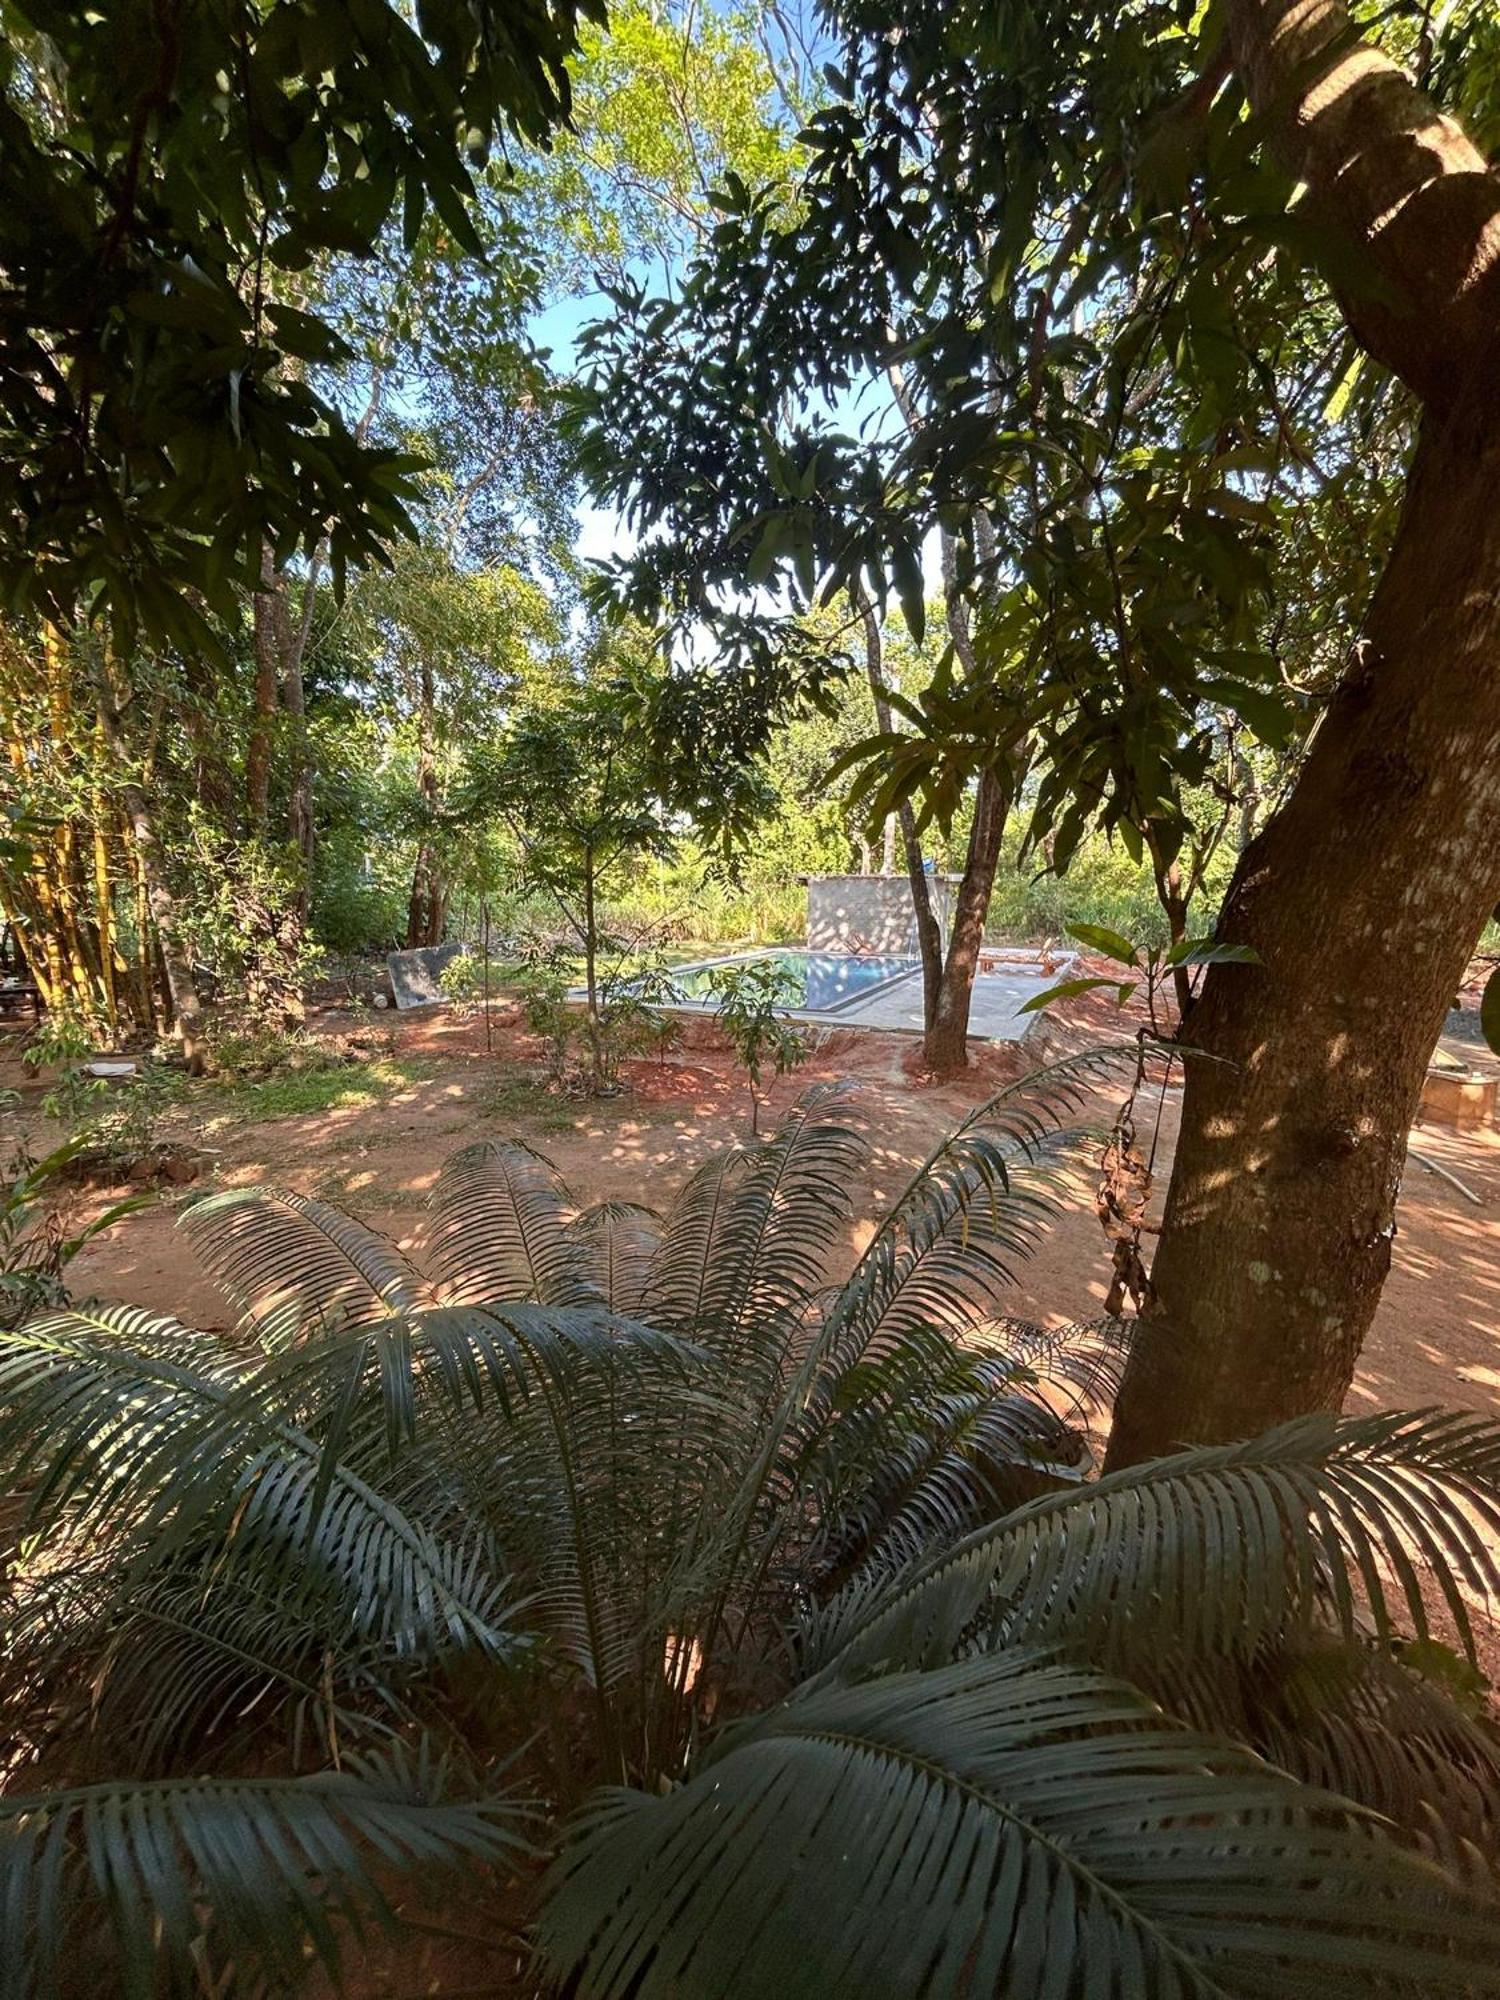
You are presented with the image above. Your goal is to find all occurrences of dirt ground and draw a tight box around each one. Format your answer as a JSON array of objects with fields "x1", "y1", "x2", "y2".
[{"x1": 15, "y1": 989, "x2": 1500, "y2": 1429}]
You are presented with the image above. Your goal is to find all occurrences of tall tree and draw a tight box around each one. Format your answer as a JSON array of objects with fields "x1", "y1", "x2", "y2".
[
  {"x1": 577, "y1": 0, "x2": 1500, "y2": 1447},
  {"x1": 1106, "y1": 0, "x2": 1500, "y2": 1462}
]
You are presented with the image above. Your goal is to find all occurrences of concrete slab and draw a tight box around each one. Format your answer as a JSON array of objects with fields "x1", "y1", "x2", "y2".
[
  {"x1": 388, "y1": 941, "x2": 462, "y2": 1009},
  {"x1": 832, "y1": 963, "x2": 1070, "y2": 1041}
]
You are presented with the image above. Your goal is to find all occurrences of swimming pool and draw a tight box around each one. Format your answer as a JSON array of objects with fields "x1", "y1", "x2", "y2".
[{"x1": 639, "y1": 949, "x2": 921, "y2": 1018}]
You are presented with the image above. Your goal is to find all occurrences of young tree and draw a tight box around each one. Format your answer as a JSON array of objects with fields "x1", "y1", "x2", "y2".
[
  {"x1": 709, "y1": 958, "x2": 808, "y2": 1133},
  {"x1": 484, "y1": 678, "x2": 676, "y2": 1091}
]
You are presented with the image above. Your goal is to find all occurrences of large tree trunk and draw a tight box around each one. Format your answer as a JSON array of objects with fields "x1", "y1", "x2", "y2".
[
  {"x1": 1109, "y1": 416, "x2": 1500, "y2": 1463},
  {"x1": 1106, "y1": 0, "x2": 1500, "y2": 1465}
]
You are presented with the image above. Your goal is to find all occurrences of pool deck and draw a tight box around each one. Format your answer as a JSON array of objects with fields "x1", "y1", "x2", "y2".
[{"x1": 815, "y1": 963, "x2": 1065, "y2": 1041}]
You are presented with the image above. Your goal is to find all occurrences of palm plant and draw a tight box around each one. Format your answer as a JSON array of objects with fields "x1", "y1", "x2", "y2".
[{"x1": 2, "y1": 1053, "x2": 1500, "y2": 1995}]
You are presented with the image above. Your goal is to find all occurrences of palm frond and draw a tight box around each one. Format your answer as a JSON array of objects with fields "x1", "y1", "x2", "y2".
[
  {"x1": 0, "y1": 1746, "x2": 533, "y2": 2000},
  {"x1": 722, "y1": 1082, "x2": 866, "y2": 1336},
  {"x1": 539, "y1": 1650, "x2": 1500, "y2": 2000},
  {"x1": 638, "y1": 1145, "x2": 756, "y2": 1332},
  {"x1": 0, "y1": 1306, "x2": 517, "y2": 1663},
  {"x1": 428, "y1": 1139, "x2": 601, "y2": 1305},
  {"x1": 9, "y1": 1560, "x2": 413, "y2": 1773},
  {"x1": 1154, "y1": 1632, "x2": 1500, "y2": 1875},
  {"x1": 181, "y1": 1187, "x2": 425, "y2": 1346},
  {"x1": 568, "y1": 1202, "x2": 663, "y2": 1314},
  {"x1": 797, "y1": 1325, "x2": 1102, "y2": 1595},
  {"x1": 639, "y1": 1085, "x2": 865, "y2": 1366},
  {"x1": 251, "y1": 1301, "x2": 743, "y2": 1712},
  {"x1": 804, "y1": 1410, "x2": 1500, "y2": 1686},
  {"x1": 813, "y1": 1049, "x2": 1135, "y2": 1389}
]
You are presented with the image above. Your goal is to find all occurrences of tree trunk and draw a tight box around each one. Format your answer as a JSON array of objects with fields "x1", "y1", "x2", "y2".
[
  {"x1": 405, "y1": 665, "x2": 445, "y2": 949},
  {"x1": 247, "y1": 542, "x2": 284, "y2": 830},
  {"x1": 924, "y1": 767, "x2": 1007, "y2": 1072},
  {"x1": 856, "y1": 587, "x2": 943, "y2": 1025},
  {"x1": 920, "y1": 522, "x2": 1016, "y2": 1071},
  {"x1": 1144, "y1": 829, "x2": 1192, "y2": 1021},
  {"x1": 1105, "y1": 0, "x2": 1500, "y2": 1464},
  {"x1": 1108, "y1": 408, "x2": 1500, "y2": 1465},
  {"x1": 99, "y1": 703, "x2": 206, "y2": 1075},
  {"x1": 582, "y1": 850, "x2": 604, "y2": 1090},
  {"x1": 283, "y1": 623, "x2": 314, "y2": 917}
]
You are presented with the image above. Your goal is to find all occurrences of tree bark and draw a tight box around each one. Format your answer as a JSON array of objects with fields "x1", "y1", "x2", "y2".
[
  {"x1": 405, "y1": 662, "x2": 445, "y2": 949},
  {"x1": 98, "y1": 700, "x2": 206, "y2": 1074},
  {"x1": 856, "y1": 587, "x2": 943, "y2": 1026},
  {"x1": 1108, "y1": 403, "x2": 1500, "y2": 1465},
  {"x1": 1105, "y1": 0, "x2": 1500, "y2": 1465},
  {"x1": 919, "y1": 521, "x2": 1017, "y2": 1071},
  {"x1": 924, "y1": 768, "x2": 1008, "y2": 1072},
  {"x1": 247, "y1": 542, "x2": 284, "y2": 831},
  {"x1": 283, "y1": 620, "x2": 314, "y2": 917}
]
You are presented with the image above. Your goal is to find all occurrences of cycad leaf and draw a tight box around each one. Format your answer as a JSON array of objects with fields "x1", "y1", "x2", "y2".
[
  {"x1": 0, "y1": 1747, "x2": 533, "y2": 2000},
  {"x1": 1158, "y1": 1632, "x2": 1500, "y2": 1874},
  {"x1": 539, "y1": 1652, "x2": 1500, "y2": 2000},
  {"x1": 641, "y1": 1085, "x2": 865, "y2": 1350},
  {"x1": 568, "y1": 1202, "x2": 663, "y2": 1314},
  {"x1": 806, "y1": 1411, "x2": 1500, "y2": 1685},
  {"x1": 181, "y1": 1187, "x2": 425, "y2": 1346},
  {"x1": 816, "y1": 1049, "x2": 1135, "y2": 1386},
  {"x1": 428, "y1": 1140, "x2": 600, "y2": 1305},
  {"x1": 639, "y1": 1146, "x2": 756, "y2": 1332},
  {"x1": 0, "y1": 1306, "x2": 515, "y2": 1662},
  {"x1": 727, "y1": 1082, "x2": 867, "y2": 1334}
]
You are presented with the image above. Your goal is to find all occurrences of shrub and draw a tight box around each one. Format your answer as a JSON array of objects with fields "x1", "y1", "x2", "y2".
[{"x1": 1, "y1": 1053, "x2": 1499, "y2": 1992}]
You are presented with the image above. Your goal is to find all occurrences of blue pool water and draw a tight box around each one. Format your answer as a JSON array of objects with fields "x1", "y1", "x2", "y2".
[{"x1": 654, "y1": 950, "x2": 919, "y2": 1016}]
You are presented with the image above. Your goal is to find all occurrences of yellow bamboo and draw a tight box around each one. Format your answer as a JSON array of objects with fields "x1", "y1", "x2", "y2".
[{"x1": 91, "y1": 710, "x2": 117, "y2": 1026}]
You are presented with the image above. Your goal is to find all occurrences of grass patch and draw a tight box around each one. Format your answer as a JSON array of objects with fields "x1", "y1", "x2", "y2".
[
  {"x1": 199, "y1": 1056, "x2": 431, "y2": 1130},
  {"x1": 476, "y1": 1070, "x2": 578, "y2": 1134}
]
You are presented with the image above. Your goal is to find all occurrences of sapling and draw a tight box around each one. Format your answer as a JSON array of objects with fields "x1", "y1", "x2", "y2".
[{"x1": 710, "y1": 960, "x2": 808, "y2": 1135}]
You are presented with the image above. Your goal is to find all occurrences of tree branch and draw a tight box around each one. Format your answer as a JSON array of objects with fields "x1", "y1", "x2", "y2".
[{"x1": 1225, "y1": 0, "x2": 1500, "y2": 406}]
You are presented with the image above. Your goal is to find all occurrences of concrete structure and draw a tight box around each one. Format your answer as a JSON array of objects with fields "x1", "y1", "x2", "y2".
[{"x1": 806, "y1": 872, "x2": 954, "y2": 956}]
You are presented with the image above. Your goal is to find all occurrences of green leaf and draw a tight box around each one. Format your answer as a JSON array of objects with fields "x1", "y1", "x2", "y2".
[
  {"x1": 1064, "y1": 923, "x2": 1141, "y2": 967},
  {"x1": 540, "y1": 1652, "x2": 1500, "y2": 2000},
  {"x1": 1163, "y1": 938, "x2": 1261, "y2": 969},
  {"x1": 1017, "y1": 976, "x2": 1124, "y2": 1013}
]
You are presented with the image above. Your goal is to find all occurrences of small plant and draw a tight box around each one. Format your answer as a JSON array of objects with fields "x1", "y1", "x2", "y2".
[
  {"x1": 514, "y1": 946, "x2": 577, "y2": 1086},
  {"x1": 29, "y1": 1023, "x2": 183, "y2": 1172},
  {"x1": 438, "y1": 948, "x2": 484, "y2": 1015},
  {"x1": 710, "y1": 957, "x2": 809, "y2": 1133},
  {"x1": 0, "y1": 1135, "x2": 149, "y2": 1329}
]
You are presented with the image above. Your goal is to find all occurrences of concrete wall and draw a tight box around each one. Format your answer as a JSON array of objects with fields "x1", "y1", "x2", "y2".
[{"x1": 806, "y1": 874, "x2": 951, "y2": 956}]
